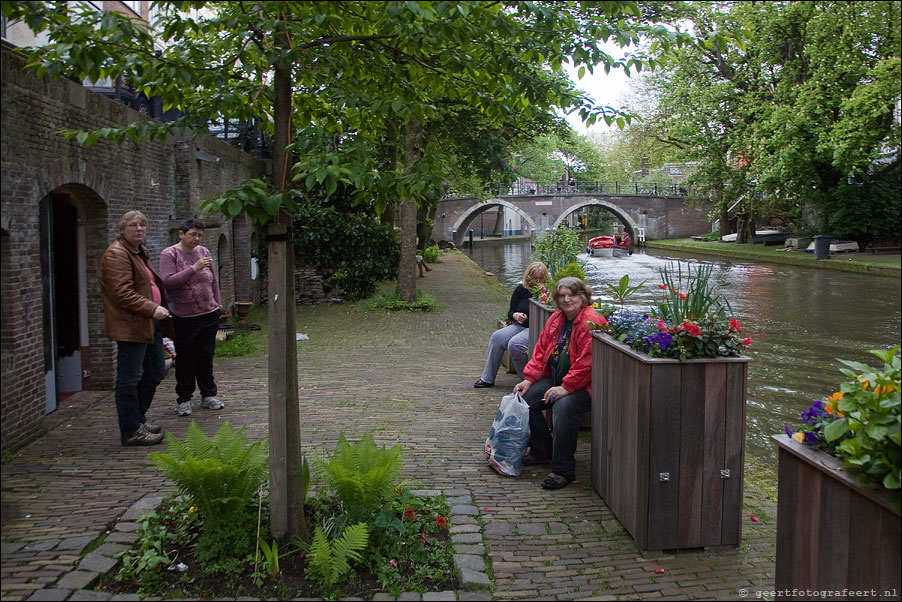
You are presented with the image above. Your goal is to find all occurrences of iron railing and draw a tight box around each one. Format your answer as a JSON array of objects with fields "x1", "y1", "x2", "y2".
[{"x1": 443, "y1": 180, "x2": 688, "y2": 199}]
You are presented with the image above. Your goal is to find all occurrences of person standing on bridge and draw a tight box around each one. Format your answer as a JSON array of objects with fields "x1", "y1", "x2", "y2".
[{"x1": 474, "y1": 261, "x2": 550, "y2": 388}]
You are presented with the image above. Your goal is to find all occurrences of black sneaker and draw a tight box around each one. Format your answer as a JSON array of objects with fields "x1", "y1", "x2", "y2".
[
  {"x1": 473, "y1": 379, "x2": 494, "y2": 388},
  {"x1": 142, "y1": 423, "x2": 162, "y2": 434},
  {"x1": 122, "y1": 428, "x2": 164, "y2": 447}
]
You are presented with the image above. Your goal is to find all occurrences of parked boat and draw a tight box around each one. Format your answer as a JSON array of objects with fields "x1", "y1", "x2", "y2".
[
  {"x1": 587, "y1": 235, "x2": 632, "y2": 257},
  {"x1": 804, "y1": 240, "x2": 860, "y2": 254}
]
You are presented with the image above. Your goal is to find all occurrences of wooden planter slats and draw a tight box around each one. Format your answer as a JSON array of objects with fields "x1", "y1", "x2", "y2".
[
  {"x1": 773, "y1": 435, "x2": 901, "y2": 600},
  {"x1": 527, "y1": 298, "x2": 553, "y2": 354},
  {"x1": 592, "y1": 331, "x2": 750, "y2": 551}
]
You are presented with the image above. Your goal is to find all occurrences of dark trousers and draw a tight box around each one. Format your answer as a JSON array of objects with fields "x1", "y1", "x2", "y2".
[
  {"x1": 522, "y1": 377, "x2": 591, "y2": 479},
  {"x1": 115, "y1": 321, "x2": 166, "y2": 440},
  {"x1": 173, "y1": 309, "x2": 220, "y2": 404}
]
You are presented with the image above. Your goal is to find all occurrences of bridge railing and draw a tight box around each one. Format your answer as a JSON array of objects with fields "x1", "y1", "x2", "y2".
[{"x1": 443, "y1": 180, "x2": 687, "y2": 199}]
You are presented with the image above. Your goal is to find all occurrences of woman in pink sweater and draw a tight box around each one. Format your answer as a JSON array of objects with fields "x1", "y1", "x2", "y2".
[{"x1": 159, "y1": 218, "x2": 224, "y2": 417}]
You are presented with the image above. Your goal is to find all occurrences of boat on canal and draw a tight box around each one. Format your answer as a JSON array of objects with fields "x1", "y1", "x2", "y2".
[{"x1": 587, "y1": 235, "x2": 632, "y2": 257}]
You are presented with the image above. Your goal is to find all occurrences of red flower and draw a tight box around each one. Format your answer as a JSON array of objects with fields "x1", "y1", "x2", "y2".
[
  {"x1": 657, "y1": 320, "x2": 668, "y2": 331},
  {"x1": 678, "y1": 293, "x2": 688, "y2": 300},
  {"x1": 680, "y1": 322, "x2": 702, "y2": 337},
  {"x1": 657, "y1": 284, "x2": 667, "y2": 290},
  {"x1": 420, "y1": 532, "x2": 428, "y2": 544},
  {"x1": 741, "y1": 337, "x2": 752, "y2": 346},
  {"x1": 436, "y1": 515, "x2": 447, "y2": 528},
  {"x1": 729, "y1": 319, "x2": 742, "y2": 332},
  {"x1": 404, "y1": 508, "x2": 416, "y2": 521}
]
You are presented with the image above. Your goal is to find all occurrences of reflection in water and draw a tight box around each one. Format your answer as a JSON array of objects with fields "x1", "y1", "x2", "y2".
[{"x1": 466, "y1": 240, "x2": 902, "y2": 468}]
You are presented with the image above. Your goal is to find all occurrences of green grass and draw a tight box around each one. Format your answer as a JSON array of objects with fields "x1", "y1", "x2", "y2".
[
  {"x1": 215, "y1": 334, "x2": 258, "y2": 357},
  {"x1": 361, "y1": 290, "x2": 443, "y2": 312},
  {"x1": 645, "y1": 239, "x2": 900, "y2": 277}
]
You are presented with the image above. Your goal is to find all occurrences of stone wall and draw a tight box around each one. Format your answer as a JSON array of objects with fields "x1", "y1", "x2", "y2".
[{"x1": 0, "y1": 42, "x2": 267, "y2": 453}]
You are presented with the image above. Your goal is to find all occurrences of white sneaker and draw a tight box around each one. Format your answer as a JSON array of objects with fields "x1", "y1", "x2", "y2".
[
  {"x1": 177, "y1": 401, "x2": 193, "y2": 416},
  {"x1": 201, "y1": 396, "x2": 224, "y2": 410}
]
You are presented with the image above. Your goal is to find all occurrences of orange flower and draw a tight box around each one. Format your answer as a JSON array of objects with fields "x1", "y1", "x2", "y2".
[{"x1": 792, "y1": 431, "x2": 805, "y2": 443}]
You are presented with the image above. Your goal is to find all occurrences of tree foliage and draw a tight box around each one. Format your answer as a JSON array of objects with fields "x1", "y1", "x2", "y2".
[{"x1": 620, "y1": 1, "x2": 901, "y2": 242}]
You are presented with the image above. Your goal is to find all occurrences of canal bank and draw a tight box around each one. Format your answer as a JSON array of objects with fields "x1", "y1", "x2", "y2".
[
  {"x1": 0, "y1": 249, "x2": 778, "y2": 601},
  {"x1": 643, "y1": 238, "x2": 900, "y2": 277}
]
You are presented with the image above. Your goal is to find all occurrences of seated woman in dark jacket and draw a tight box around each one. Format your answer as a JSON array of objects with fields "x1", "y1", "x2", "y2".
[
  {"x1": 513, "y1": 277, "x2": 595, "y2": 490},
  {"x1": 474, "y1": 261, "x2": 550, "y2": 387}
]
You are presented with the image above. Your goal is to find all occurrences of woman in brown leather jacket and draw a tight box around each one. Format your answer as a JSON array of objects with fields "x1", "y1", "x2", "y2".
[{"x1": 100, "y1": 210, "x2": 173, "y2": 446}]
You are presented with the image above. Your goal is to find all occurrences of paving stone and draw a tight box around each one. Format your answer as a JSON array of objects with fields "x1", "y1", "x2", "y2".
[
  {"x1": 103, "y1": 532, "x2": 138, "y2": 545},
  {"x1": 516, "y1": 522, "x2": 547, "y2": 535},
  {"x1": 113, "y1": 522, "x2": 141, "y2": 534},
  {"x1": 78, "y1": 553, "x2": 118, "y2": 574},
  {"x1": 22, "y1": 540, "x2": 60, "y2": 552},
  {"x1": 410, "y1": 489, "x2": 442, "y2": 497},
  {"x1": 370, "y1": 594, "x2": 395, "y2": 601},
  {"x1": 453, "y1": 544, "x2": 485, "y2": 555},
  {"x1": 26, "y1": 588, "x2": 72, "y2": 601},
  {"x1": 68, "y1": 590, "x2": 113, "y2": 600},
  {"x1": 483, "y1": 522, "x2": 514, "y2": 536},
  {"x1": 1, "y1": 542, "x2": 26, "y2": 556},
  {"x1": 56, "y1": 570, "x2": 99, "y2": 590},
  {"x1": 422, "y1": 592, "x2": 456, "y2": 601},
  {"x1": 446, "y1": 496, "x2": 472, "y2": 506},
  {"x1": 453, "y1": 553, "x2": 485, "y2": 572},
  {"x1": 397, "y1": 593, "x2": 421, "y2": 601},
  {"x1": 449, "y1": 524, "x2": 480, "y2": 534},
  {"x1": 458, "y1": 568, "x2": 492, "y2": 587},
  {"x1": 457, "y1": 591, "x2": 493, "y2": 601},
  {"x1": 451, "y1": 533, "x2": 482, "y2": 545},
  {"x1": 121, "y1": 496, "x2": 164, "y2": 522},
  {"x1": 109, "y1": 596, "x2": 141, "y2": 601},
  {"x1": 56, "y1": 536, "x2": 97, "y2": 551},
  {"x1": 449, "y1": 504, "x2": 478, "y2": 516}
]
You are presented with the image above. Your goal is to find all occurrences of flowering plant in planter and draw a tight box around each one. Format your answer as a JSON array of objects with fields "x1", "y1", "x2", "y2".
[
  {"x1": 785, "y1": 346, "x2": 901, "y2": 490},
  {"x1": 588, "y1": 262, "x2": 751, "y2": 360}
]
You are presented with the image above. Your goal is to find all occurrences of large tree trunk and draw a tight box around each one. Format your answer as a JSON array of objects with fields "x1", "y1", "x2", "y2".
[
  {"x1": 396, "y1": 117, "x2": 424, "y2": 303},
  {"x1": 492, "y1": 207, "x2": 504, "y2": 235},
  {"x1": 267, "y1": 52, "x2": 306, "y2": 542}
]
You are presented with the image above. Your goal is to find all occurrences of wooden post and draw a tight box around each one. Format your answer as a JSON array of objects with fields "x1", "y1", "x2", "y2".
[{"x1": 266, "y1": 220, "x2": 305, "y2": 540}]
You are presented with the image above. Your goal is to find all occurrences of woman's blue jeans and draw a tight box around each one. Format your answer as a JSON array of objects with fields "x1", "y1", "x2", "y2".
[
  {"x1": 115, "y1": 321, "x2": 166, "y2": 440},
  {"x1": 522, "y1": 377, "x2": 590, "y2": 479}
]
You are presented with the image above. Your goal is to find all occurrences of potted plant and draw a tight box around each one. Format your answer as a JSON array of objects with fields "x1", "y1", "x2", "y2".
[
  {"x1": 587, "y1": 262, "x2": 752, "y2": 551},
  {"x1": 775, "y1": 347, "x2": 900, "y2": 598}
]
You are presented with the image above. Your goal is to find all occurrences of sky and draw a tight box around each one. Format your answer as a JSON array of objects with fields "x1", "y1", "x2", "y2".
[{"x1": 563, "y1": 63, "x2": 634, "y2": 135}]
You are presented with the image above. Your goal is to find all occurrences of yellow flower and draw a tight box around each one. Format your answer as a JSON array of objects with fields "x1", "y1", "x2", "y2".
[
  {"x1": 792, "y1": 431, "x2": 805, "y2": 443},
  {"x1": 189, "y1": 506, "x2": 197, "y2": 513}
]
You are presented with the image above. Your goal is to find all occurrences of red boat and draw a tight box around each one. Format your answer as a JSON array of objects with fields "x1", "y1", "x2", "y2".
[{"x1": 587, "y1": 234, "x2": 632, "y2": 256}]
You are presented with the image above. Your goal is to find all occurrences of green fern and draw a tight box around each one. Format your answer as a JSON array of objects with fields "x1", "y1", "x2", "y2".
[
  {"x1": 149, "y1": 421, "x2": 268, "y2": 520},
  {"x1": 313, "y1": 432, "x2": 402, "y2": 521},
  {"x1": 306, "y1": 523, "x2": 369, "y2": 591}
]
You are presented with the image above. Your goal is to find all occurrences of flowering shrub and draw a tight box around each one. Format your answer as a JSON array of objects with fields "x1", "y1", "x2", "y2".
[
  {"x1": 785, "y1": 347, "x2": 901, "y2": 491},
  {"x1": 588, "y1": 262, "x2": 751, "y2": 360},
  {"x1": 530, "y1": 282, "x2": 551, "y2": 306}
]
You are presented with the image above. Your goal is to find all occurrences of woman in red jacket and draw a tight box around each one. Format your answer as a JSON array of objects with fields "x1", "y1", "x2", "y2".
[{"x1": 513, "y1": 277, "x2": 595, "y2": 490}]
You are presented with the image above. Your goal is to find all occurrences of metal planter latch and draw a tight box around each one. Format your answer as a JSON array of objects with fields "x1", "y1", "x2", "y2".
[
  {"x1": 659, "y1": 472, "x2": 670, "y2": 482},
  {"x1": 720, "y1": 469, "x2": 731, "y2": 479}
]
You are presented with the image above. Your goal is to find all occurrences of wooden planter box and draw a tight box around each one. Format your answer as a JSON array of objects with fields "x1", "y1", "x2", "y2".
[
  {"x1": 527, "y1": 298, "x2": 553, "y2": 355},
  {"x1": 591, "y1": 332, "x2": 750, "y2": 551},
  {"x1": 773, "y1": 435, "x2": 901, "y2": 600}
]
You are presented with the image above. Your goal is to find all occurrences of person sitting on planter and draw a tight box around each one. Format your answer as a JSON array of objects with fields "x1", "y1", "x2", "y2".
[
  {"x1": 513, "y1": 277, "x2": 595, "y2": 490},
  {"x1": 474, "y1": 261, "x2": 550, "y2": 388}
]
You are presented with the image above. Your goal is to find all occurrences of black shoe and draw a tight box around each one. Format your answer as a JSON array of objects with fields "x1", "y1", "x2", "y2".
[
  {"x1": 142, "y1": 423, "x2": 162, "y2": 434},
  {"x1": 541, "y1": 472, "x2": 573, "y2": 490},
  {"x1": 473, "y1": 379, "x2": 494, "y2": 388}
]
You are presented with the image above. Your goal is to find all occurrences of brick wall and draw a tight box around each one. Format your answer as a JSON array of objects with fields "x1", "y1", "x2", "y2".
[{"x1": 0, "y1": 43, "x2": 267, "y2": 453}]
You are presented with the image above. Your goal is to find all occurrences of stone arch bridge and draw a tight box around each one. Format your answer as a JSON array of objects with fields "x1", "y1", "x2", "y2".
[{"x1": 433, "y1": 192, "x2": 709, "y2": 248}]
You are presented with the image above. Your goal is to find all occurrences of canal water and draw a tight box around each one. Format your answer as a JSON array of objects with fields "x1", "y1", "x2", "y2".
[{"x1": 466, "y1": 239, "x2": 902, "y2": 467}]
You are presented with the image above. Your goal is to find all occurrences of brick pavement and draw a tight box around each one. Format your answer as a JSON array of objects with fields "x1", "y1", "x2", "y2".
[{"x1": 0, "y1": 250, "x2": 777, "y2": 600}]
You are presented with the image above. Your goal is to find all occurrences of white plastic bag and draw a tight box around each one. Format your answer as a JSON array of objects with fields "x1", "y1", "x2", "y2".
[{"x1": 484, "y1": 392, "x2": 530, "y2": 477}]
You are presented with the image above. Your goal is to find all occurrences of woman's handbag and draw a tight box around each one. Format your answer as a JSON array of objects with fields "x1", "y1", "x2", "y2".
[{"x1": 484, "y1": 392, "x2": 530, "y2": 476}]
